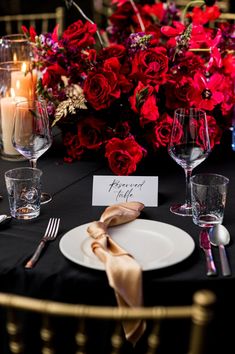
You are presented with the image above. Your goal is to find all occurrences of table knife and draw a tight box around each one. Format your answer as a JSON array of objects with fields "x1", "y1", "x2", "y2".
[{"x1": 199, "y1": 229, "x2": 217, "y2": 276}]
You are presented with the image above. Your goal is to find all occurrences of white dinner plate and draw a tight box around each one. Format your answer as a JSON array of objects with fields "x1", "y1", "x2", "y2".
[{"x1": 59, "y1": 219, "x2": 195, "y2": 271}]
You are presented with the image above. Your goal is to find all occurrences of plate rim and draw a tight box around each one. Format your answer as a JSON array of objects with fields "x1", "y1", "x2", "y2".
[{"x1": 59, "y1": 219, "x2": 195, "y2": 271}]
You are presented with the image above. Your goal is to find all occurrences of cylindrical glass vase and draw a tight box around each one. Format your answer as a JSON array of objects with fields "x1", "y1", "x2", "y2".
[
  {"x1": 0, "y1": 61, "x2": 36, "y2": 161},
  {"x1": 0, "y1": 34, "x2": 34, "y2": 62}
]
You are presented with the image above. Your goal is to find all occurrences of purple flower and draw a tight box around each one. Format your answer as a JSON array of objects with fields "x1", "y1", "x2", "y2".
[{"x1": 126, "y1": 33, "x2": 152, "y2": 56}]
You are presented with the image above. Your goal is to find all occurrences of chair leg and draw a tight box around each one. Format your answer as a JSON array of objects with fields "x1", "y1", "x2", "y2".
[
  {"x1": 189, "y1": 290, "x2": 216, "y2": 354},
  {"x1": 6, "y1": 309, "x2": 24, "y2": 354}
]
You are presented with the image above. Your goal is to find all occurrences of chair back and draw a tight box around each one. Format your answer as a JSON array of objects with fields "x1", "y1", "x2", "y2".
[
  {"x1": 0, "y1": 7, "x2": 65, "y2": 36},
  {"x1": 0, "y1": 289, "x2": 216, "y2": 354}
]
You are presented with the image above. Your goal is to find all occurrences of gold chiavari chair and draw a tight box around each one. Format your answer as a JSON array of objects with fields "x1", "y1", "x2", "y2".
[
  {"x1": 174, "y1": 0, "x2": 230, "y2": 12},
  {"x1": 0, "y1": 289, "x2": 216, "y2": 354},
  {"x1": 0, "y1": 7, "x2": 65, "y2": 36}
]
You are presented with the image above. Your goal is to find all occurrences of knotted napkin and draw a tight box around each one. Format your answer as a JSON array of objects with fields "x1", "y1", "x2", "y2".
[{"x1": 87, "y1": 201, "x2": 146, "y2": 345}]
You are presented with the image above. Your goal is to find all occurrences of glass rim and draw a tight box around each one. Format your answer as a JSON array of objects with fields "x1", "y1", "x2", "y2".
[
  {"x1": 5, "y1": 167, "x2": 42, "y2": 180},
  {"x1": 15, "y1": 99, "x2": 47, "y2": 109},
  {"x1": 174, "y1": 108, "x2": 206, "y2": 117},
  {"x1": 0, "y1": 61, "x2": 32, "y2": 71},
  {"x1": 1, "y1": 33, "x2": 28, "y2": 40},
  {"x1": 191, "y1": 173, "x2": 229, "y2": 186}
]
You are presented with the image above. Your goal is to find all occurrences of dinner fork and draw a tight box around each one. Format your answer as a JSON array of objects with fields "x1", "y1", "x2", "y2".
[{"x1": 25, "y1": 218, "x2": 60, "y2": 269}]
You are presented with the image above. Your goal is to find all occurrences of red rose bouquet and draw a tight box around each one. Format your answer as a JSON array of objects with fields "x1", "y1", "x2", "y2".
[{"x1": 23, "y1": 0, "x2": 235, "y2": 175}]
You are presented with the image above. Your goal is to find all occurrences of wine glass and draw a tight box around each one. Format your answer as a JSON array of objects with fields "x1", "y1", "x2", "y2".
[
  {"x1": 168, "y1": 108, "x2": 211, "y2": 216},
  {"x1": 12, "y1": 99, "x2": 52, "y2": 204}
]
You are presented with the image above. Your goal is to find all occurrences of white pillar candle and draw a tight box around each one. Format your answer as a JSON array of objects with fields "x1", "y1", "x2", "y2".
[
  {"x1": 11, "y1": 63, "x2": 35, "y2": 100},
  {"x1": 0, "y1": 96, "x2": 27, "y2": 156},
  {"x1": 11, "y1": 71, "x2": 33, "y2": 100}
]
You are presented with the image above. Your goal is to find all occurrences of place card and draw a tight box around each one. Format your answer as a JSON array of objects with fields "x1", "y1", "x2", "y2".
[{"x1": 92, "y1": 175, "x2": 158, "y2": 206}]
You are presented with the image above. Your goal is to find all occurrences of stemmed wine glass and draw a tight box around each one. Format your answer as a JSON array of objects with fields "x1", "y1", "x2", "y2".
[
  {"x1": 168, "y1": 108, "x2": 211, "y2": 216},
  {"x1": 12, "y1": 99, "x2": 52, "y2": 204}
]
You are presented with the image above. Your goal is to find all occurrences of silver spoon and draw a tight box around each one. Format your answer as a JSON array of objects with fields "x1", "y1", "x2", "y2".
[
  {"x1": 0, "y1": 214, "x2": 12, "y2": 226},
  {"x1": 209, "y1": 225, "x2": 231, "y2": 277}
]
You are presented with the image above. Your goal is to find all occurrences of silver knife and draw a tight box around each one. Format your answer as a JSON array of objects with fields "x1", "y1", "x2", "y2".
[{"x1": 199, "y1": 229, "x2": 217, "y2": 276}]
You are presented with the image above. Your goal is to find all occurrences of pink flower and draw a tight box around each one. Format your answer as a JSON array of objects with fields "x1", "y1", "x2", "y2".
[{"x1": 187, "y1": 72, "x2": 224, "y2": 111}]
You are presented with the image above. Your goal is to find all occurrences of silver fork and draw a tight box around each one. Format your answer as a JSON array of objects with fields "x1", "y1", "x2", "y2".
[{"x1": 25, "y1": 218, "x2": 60, "y2": 269}]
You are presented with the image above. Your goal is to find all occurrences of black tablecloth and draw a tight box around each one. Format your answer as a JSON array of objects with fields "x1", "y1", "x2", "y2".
[{"x1": 0, "y1": 130, "x2": 235, "y2": 353}]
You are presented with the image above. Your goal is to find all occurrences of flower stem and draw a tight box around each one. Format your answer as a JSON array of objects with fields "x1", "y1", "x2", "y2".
[
  {"x1": 182, "y1": 0, "x2": 205, "y2": 23},
  {"x1": 69, "y1": 0, "x2": 104, "y2": 48},
  {"x1": 129, "y1": 0, "x2": 145, "y2": 32}
]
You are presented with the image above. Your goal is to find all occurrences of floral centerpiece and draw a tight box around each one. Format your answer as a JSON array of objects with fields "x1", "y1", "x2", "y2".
[{"x1": 23, "y1": 0, "x2": 235, "y2": 175}]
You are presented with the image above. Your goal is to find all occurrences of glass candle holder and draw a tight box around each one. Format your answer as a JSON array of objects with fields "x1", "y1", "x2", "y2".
[
  {"x1": 0, "y1": 61, "x2": 36, "y2": 161},
  {"x1": 0, "y1": 34, "x2": 34, "y2": 62}
]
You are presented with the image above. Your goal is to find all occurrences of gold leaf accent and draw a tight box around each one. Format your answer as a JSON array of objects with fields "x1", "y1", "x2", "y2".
[{"x1": 52, "y1": 85, "x2": 87, "y2": 126}]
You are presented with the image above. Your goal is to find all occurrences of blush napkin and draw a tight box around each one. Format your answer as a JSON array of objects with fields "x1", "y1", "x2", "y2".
[{"x1": 87, "y1": 201, "x2": 146, "y2": 345}]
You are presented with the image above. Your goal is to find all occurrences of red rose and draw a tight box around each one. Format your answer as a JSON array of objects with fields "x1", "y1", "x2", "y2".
[
  {"x1": 77, "y1": 116, "x2": 107, "y2": 150},
  {"x1": 62, "y1": 20, "x2": 97, "y2": 48},
  {"x1": 140, "y1": 95, "x2": 159, "y2": 126},
  {"x1": 63, "y1": 132, "x2": 85, "y2": 161},
  {"x1": 130, "y1": 82, "x2": 159, "y2": 126},
  {"x1": 42, "y1": 63, "x2": 66, "y2": 87},
  {"x1": 105, "y1": 136, "x2": 145, "y2": 175},
  {"x1": 84, "y1": 69, "x2": 120, "y2": 110},
  {"x1": 147, "y1": 113, "x2": 176, "y2": 150},
  {"x1": 98, "y1": 44, "x2": 126, "y2": 61},
  {"x1": 198, "y1": 115, "x2": 222, "y2": 150},
  {"x1": 130, "y1": 47, "x2": 168, "y2": 87},
  {"x1": 165, "y1": 76, "x2": 192, "y2": 110}
]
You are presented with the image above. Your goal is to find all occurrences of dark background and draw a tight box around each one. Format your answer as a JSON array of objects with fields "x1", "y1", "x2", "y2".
[
  {"x1": 0, "y1": 0, "x2": 94, "y2": 33},
  {"x1": 0, "y1": 0, "x2": 234, "y2": 31}
]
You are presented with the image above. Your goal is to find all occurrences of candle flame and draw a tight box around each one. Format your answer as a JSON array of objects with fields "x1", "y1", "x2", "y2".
[
  {"x1": 13, "y1": 53, "x2": 17, "y2": 62},
  {"x1": 16, "y1": 80, "x2": 20, "y2": 90},
  {"x1": 21, "y1": 62, "x2": 27, "y2": 74},
  {"x1": 10, "y1": 88, "x2": 16, "y2": 98}
]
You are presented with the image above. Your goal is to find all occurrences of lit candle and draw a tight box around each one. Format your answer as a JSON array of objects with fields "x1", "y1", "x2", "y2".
[
  {"x1": 11, "y1": 62, "x2": 34, "y2": 100},
  {"x1": 0, "y1": 93, "x2": 27, "y2": 156}
]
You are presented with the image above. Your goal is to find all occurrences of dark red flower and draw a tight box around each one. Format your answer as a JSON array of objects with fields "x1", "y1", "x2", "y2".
[
  {"x1": 161, "y1": 21, "x2": 185, "y2": 37},
  {"x1": 165, "y1": 76, "x2": 193, "y2": 110},
  {"x1": 63, "y1": 132, "x2": 85, "y2": 161},
  {"x1": 129, "y1": 82, "x2": 159, "y2": 126},
  {"x1": 84, "y1": 69, "x2": 121, "y2": 110},
  {"x1": 206, "y1": 115, "x2": 223, "y2": 149},
  {"x1": 62, "y1": 20, "x2": 97, "y2": 48},
  {"x1": 190, "y1": 5, "x2": 221, "y2": 25},
  {"x1": 146, "y1": 113, "x2": 176, "y2": 150},
  {"x1": 98, "y1": 44, "x2": 126, "y2": 61},
  {"x1": 142, "y1": 3, "x2": 165, "y2": 22},
  {"x1": 105, "y1": 136, "x2": 145, "y2": 175},
  {"x1": 130, "y1": 47, "x2": 168, "y2": 86},
  {"x1": 42, "y1": 63, "x2": 67, "y2": 87},
  {"x1": 222, "y1": 54, "x2": 235, "y2": 78},
  {"x1": 77, "y1": 116, "x2": 107, "y2": 150}
]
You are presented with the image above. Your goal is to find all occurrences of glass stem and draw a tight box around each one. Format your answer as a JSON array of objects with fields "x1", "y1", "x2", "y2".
[
  {"x1": 29, "y1": 159, "x2": 37, "y2": 168},
  {"x1": 184, "y1": 168, "x2": 192, "y2": 207}
]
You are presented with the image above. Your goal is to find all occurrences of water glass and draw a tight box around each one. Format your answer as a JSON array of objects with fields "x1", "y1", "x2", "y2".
[
  {"x1": 191, "y1": 173, "x2": 229, "y2": 228},
  {"x1": 5, "y1": 167, "x2": 42, "y2": 220}
]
